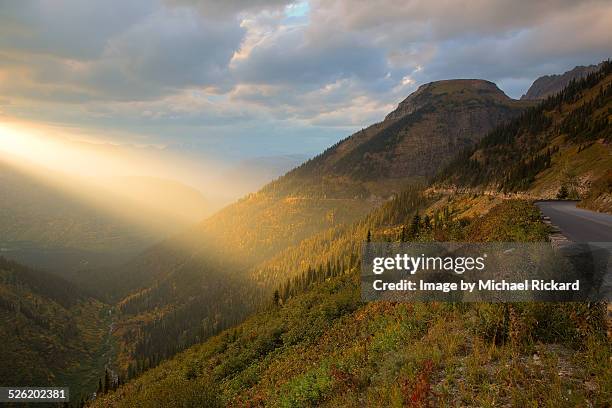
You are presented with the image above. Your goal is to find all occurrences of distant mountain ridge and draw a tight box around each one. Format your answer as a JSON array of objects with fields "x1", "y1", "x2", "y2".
[
  {"x1": 521, "y1": 63, "x2": 602, "y2": 100},
  {"x1": 0, "y1": 158, "x2": 211, "y2": 293}
]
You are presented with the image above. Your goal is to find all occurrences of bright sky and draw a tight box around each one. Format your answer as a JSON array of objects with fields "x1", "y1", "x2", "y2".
[{"x1": 0, "y1": 0, "x2": 611, "y2": 160}]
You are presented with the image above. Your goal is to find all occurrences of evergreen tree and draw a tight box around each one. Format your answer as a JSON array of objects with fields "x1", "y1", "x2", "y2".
[
  {"x1": 409, "y1": 212, "x2": 421, "y2": 237},
  {"x1": 556, "y1": 185, "x2": 569, "y2": 199},
  {"x1": 423, "y1": 214, "x2": 431, "y2": 230},
  {"x1": 104, "y1": 369, "x2": 110, "y2": 394}
]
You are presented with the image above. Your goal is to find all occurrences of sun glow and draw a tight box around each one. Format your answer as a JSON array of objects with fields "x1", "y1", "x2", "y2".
[
  {"x1": 0, "y1": 123, "x2": 63, "y2": 165},
  {"x1": 0, "y1": 121, "x2": 153, "y2": 179},
  {"x1": 0, "y1": 119, "x2": 280, "y2": 244},
  {"x1": 0, "y1": 120, "x2": 218, "y2": 237}
]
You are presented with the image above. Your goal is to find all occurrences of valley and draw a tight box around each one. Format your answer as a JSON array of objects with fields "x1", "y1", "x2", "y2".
[
  {"x1": 1, "y1": 61, "x2": 610, "y2": 406},
  {"x1": 92, "y1": 61, "x2": 610, "y2": 406},
  {"x1": 1, "y1": 1, "x2": 610, "y2": 406}
]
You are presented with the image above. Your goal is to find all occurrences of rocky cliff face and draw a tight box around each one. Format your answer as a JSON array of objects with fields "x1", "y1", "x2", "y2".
[
  {"x1": 273, "y1": 79, "x2": 531, "y2": 198},
  {"x1": 521, "y1": 64, "x2": 601, "y2": 100}
]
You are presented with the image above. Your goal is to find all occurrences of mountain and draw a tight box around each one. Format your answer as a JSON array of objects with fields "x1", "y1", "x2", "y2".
[
  {"x1": 521, "y1": 64, "x2": 601, "y2": 100},
  {"x1": 104, "y1": 175, "x2": 210, "y2": 226},
  {"x1": 438, "y1": 60, "x2": 612, "y2": 209},
  {"x1": 0, "y1": 158, "x2": 210, "y2": 290},
  {"x1": 106, "y1": 79, "x2": 533, "y2": 375},
  {"x1": 266, "y1": 79, "x2": 531, "y2": 199},
  {"x1": 0, "y1": 257, "x2": 110, "y2": 401},
  {"x1": 88, "y1": 62, "x2": 612, "y2": 408},
  {"x1": 222, "y1": 154, "x2": 309, "y2": 194},
  {"x1": 91, "y1": 196, "x2": 609, "y2": 407},
  {"x1": 114, "y1": 79, "x2": 532, "y2": 296},
  {"x1": 116, "y1": 79, "x2": 529, "y2": 285}
]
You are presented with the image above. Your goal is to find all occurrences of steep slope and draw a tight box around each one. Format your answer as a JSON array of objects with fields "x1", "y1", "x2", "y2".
[
  {"x1": 0, "y1": 158, "x2": 210, "y2": 290},
  {"x1": 92, "y1": 196, "x2": 610, "y2": 407},
  {"x1": 122, "y1": 79, "x2": 528, "y2": 290},
  {"x1": 579, "y1": 169, "x2": 612, "y2": 213},
  {"x1": 0, "y1": 257, "x2": 110, "y2": 400},
  {"x1": 521, "y1": 64, "x2": 601, "y2": 100},
  {"x1": 90, "y1": 63, "x2": 612, "y2": 405},
  {"x1": 438, "y1": 60, "x2": 612, "y2": 206},
  {"x1": 110, "y1": 80, "x2": 531, "y2": 372},
  {"x1": 266, "y1": 80, "x2": 530, "y2": 198}
]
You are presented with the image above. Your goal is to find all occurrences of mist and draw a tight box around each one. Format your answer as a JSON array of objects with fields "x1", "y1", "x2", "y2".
[{"x1": 0, "y1": 120, "x2": 302, "y2": 240}]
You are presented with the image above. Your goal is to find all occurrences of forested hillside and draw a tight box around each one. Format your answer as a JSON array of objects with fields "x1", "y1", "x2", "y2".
[
  {"x1": 88, "y1": 61, "x2": 612, "y2": 407},
  {"x1": 0, "y1": 257, "x2": 111, "y2": 401},
  {"x1": 436, "y1": 60, "x2": 612, "y2": 207},
  {"x1": 107, "y1": 79, "x2": 532, "y2": 375},
  {"x1": 92, "y1": 196, "x2": 609, "y2": 407}
]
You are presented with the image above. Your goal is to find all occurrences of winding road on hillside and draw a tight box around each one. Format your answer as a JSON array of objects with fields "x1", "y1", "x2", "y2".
[{"x1": 536, "y1": 201, "x2": 612, "y2": 242}]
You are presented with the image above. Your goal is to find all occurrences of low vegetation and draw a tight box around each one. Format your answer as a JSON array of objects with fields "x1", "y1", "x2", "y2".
[
  {"x1": 436, "y1": 61, "x2": 612, "y2": 202},
  {"x1": 91, "y1": 200, "x2": 610, "y2": 407}
]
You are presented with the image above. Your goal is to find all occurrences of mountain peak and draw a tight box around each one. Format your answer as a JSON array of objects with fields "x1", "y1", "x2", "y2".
[
  {"x1": 521, "y1": 63, "x2": 602, "y2": 100},
  {"x1": 269, "y1": 78, "x2": 529, "y2": 200},
  {"x1": 385, "y1": 79, "x2": 511, "y2": 121}
]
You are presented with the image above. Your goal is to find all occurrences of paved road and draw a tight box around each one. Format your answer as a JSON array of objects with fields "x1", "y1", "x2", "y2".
[{"x1": 536, "y1": 201, "x2": 612, "y2": 242}]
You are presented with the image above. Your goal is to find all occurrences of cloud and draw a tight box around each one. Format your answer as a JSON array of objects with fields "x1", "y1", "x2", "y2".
[
  {"x1": 231, "y1": 26, "x2": 389, "y2": 86},
  {"x1": 0, "y1": 0, "x2": 610, "y2": 158},
  {"x1": 0, "y1": 0, "x2": 154, "y2": 59},
  {"x1": 165, "y1": 0, "x2": 293, "y2": 18},
  {"x1": 0, "y1": 2, "x2": 245, "y2": 102}
]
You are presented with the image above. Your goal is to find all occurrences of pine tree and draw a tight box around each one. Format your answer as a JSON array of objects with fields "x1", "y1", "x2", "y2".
[
  {"x1": 423, "y1": 214, "x2": 431, "y2": 230},
  {"x1": 556, "y1": 185, "x2": 569, "y2": 199},
  {"x1": 104, "y1": 369, "x2": 110, "y2": 394},
  {"x1": 409, "y1": 212, "x2": 421, "y2": 238}
]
